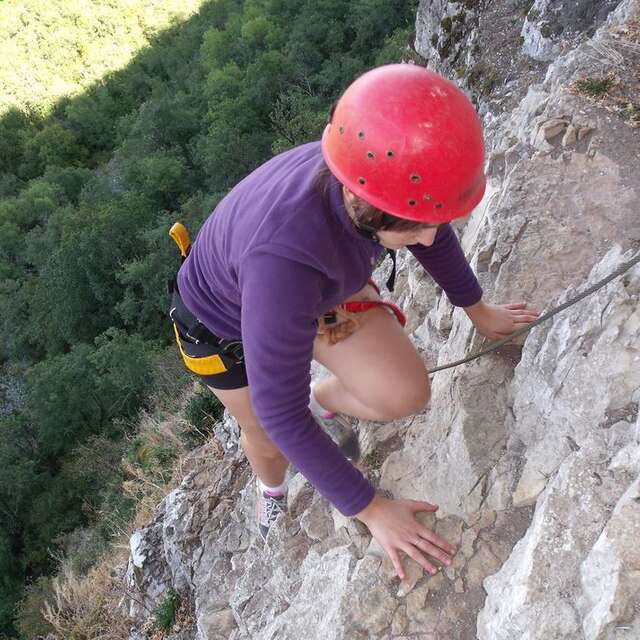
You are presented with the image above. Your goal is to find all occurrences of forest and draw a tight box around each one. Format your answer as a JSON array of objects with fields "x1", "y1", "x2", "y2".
[{"x1": 0, "y1": 0, "x2": 419, "y2": 636}]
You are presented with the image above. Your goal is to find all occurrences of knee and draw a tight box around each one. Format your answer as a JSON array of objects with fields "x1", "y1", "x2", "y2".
[
  {"x1": 370, "y1": 376, "x2": 431, "y2": 421},
  {"x1": 240, "y1": 425, "x2": 282, "y2": 459}
]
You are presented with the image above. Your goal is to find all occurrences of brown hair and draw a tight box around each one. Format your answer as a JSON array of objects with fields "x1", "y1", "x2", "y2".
[{"x1": 313, "y1": 161, "x2": 437, "y2": 233}]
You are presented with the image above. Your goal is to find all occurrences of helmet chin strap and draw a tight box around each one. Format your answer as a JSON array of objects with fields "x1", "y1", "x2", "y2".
[
  {"x1": 342, "y1": 185, "x2": 381, "y2": 243},
  {"x1": 353, "y1": 221, "x2": 380, "y2": 243},
  {"x1": 341, "y1": 187, "x2": 398, "y2": 291}
]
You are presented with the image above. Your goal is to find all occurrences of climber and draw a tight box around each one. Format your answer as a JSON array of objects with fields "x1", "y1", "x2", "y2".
[{"x1": 169, "y1": 64, "x2": 539, "y2": 580}]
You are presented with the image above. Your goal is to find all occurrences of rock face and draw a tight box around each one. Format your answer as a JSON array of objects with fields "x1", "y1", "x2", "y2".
[
  {"x1": 123, "y1": 1, "x2": 640, "y2": 638},
  {"x1": 521, "y1": 0, "x2": 623, "y2": 62}
]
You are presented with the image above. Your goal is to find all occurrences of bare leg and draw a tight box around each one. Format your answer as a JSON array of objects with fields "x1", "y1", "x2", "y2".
[
  {"x1": 313, "y1": 376, "x2": 389, "y2": 422},
  {"x1": 207, "y1": 385, "x2": 289, "y2": 487},
  {"x1": 313, "y1": 303, "x2": 430, "y2": 421}
]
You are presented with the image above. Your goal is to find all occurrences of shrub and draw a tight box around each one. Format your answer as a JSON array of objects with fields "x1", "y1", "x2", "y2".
[
  {"x1": 154, "y1": 588, "x2": 181, "y2": 631},
  {"x1": 574, "y1": 75, "x2": 615, "y2": 96},
  {"x1": 182, "y1": 388, "x2": 225, "y2": 448}
]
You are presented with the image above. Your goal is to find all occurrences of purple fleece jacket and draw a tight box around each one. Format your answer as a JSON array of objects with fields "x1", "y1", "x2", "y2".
[{"x1": 177, "y1": 141, "x2": 482, "y2": 516}]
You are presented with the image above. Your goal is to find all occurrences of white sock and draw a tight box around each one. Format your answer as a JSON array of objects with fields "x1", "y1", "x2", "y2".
[
  {"x1": 258, "y1": 477, "x2": 287, "y2": 496},
  {"x1": 309, "y1": 381, "x2": 336, "y2": 419}
]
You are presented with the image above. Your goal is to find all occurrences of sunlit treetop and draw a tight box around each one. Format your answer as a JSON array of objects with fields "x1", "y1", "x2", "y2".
[{"x1": 0, "y1": 0, "x2": 205, "y2": 117}]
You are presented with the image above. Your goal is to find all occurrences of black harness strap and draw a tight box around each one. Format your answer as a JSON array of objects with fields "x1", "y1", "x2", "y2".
[
  {"x1": 169, "y1": 238, "x2": 244, "y2": 365},
  {"x1": 351, "y1": 222, "x2": 397, "y2": 293},
  {"x1": 386, "y1": 249, "x2": 397, "y2": 292}
]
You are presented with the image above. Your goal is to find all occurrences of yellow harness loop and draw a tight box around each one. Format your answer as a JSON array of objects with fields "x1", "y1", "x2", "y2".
[
  {"x1": 169, "y1": 220, "x2": 243, "y2": 377},
  {"x1": 172, "y1": 323, "x2": 228, "y2": 376},
  {"x1": 169, "y1": 222, "x2": 191, "y2": 257}
]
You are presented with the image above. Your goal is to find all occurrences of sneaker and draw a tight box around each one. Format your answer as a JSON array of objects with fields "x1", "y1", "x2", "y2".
[
  {"x1": 309, "y1": 382, "x2": 360, "y2": 462},
  {"x1": 256, "y1": 483, "x2": 287, "y2": 541},
  {"x1": 314, "y1": 412, "x2": 361, "y2": 462}
]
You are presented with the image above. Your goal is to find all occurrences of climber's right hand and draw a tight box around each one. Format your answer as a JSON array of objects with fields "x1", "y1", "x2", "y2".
[{"x1": 354, "y1": 494, "x2": 457, "y2": 580}]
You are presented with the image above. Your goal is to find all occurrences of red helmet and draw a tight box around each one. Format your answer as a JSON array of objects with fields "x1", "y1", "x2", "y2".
[{"x1": 321, "y1": 64, "x2": 486, "y2": 224}]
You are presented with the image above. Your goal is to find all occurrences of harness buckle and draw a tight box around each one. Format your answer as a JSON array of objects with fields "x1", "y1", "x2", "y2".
[{"x1": 221, "y1": 341, "x2": 244, "y2": 363}]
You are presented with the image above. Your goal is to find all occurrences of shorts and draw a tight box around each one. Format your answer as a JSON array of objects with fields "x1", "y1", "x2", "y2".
[{"x1": 169, "y1": 287, "x2": 248, "y2": 390}]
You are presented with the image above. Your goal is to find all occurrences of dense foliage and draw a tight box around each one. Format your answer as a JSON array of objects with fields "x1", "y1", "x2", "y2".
[{"x1": 0, "y1": 0, "x2": 418, "y2": 636}]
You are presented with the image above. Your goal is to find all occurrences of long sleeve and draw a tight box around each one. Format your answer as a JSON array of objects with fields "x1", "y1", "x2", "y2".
[
  {"x1": 407, "y1": 223, "x2": 482, "y2": 307},
  {"x1": 239, "y1": 248, "x2": 376, "y2": 516}
]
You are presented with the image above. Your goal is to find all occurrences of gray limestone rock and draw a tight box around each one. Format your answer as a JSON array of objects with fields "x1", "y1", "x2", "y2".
[
  {"x1": 578, "y1": 439, "x2": 640, "y2": 640},
  {"x1": 477, "y1": 435, "x2": 638, "y2": 639},
  {"x1": 522, "y1": 0, "x2": 623, "y2": 62}
]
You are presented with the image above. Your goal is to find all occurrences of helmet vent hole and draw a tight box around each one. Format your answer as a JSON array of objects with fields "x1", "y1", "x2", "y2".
[
  {"x1": 423, "y1": 194, "x2": 432, "y2": 201},
  {"x1": 339, "y1": 126, "x2": 345, "y2": 135},
  {"x1": 434, "y1": 202, "x2": 443, "y2": 209},
  {"x1": 367, "y1": 151, "x2": 375, "y2": 159},
  {"x1": 410, "y1": 174, "x2": 421, "y2": 183},
  {"x1": 358, "y1": 177, "x2": 366, "y2": 185},
  {"x1": 358, "y1": 130, "x2": 365, "y2": 139},
  {"x1": 408, "y1": 199, "x2": 417, "y2": 206},
  {"x1": 386, "y1": 150, "x2": 395, "y2": 158}
]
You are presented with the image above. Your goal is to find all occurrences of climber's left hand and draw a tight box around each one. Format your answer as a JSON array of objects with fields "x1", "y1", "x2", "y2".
[{"x1": 463, "y1": 300, "x2": 540, "y2": 341}]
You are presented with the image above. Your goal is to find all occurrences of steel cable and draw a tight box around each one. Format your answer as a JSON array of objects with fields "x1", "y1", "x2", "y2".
[{"x1": 429, "y1": 250, "x2": 640, "y2": 374}]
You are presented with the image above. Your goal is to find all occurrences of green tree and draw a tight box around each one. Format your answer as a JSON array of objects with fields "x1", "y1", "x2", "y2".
[
  {"x1": 2, "y1": 178, "x2": 66, "y2": 231},
  {"x1": 269, "y1": 89, "x2": 326, "y2": 154},
  {"x1": 200, "y1": 14, "x2": 244, "y2": 68},
  {"x1": 123, "y1": 151, "x2": 188, "y2": 210},
  {"x1": 26, "y1": 329, "x2": 156, "y2": 459},
  {"x1": 0, "y1": 108, "x2": 31, "y2": 176},
  {"x1": 63, "y1": 87, "x2": 119, "y2": 154},
  {"x1": 27, "y1": 194, "x2": 156, "y2": 354},
  {"x1": 18, "y1": 122, "x2": 87, "y2": 180}
]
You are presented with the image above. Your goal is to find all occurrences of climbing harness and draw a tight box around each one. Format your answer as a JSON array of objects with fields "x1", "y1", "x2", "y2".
[
  {"x1": 321, "y1": 276, "x2": 406, "y2": 331},
  {"x1": 168, "y1": 222, "x2": 245, "y2": 377},
  {"x1": 429, "y1": 249, "x2": 640, "y2": 375},
  {"x1": 170, "y1": 222, "x2": 405, "y2": 371}
]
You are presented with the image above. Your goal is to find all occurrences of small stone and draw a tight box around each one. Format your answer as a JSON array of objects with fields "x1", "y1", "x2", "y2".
[
  {"x1": 434, "y1": 515, "x2": 464, "y2": 547},
  {"x1": 429, "y1": 571, "x2": 445, "y2": 592},
  {"x1": 465, "y1": 540, "x2": 503, "y2": 590},
  {"x1": 586, "y1": 137, "x2": 600, "y2": 158},
  {"x1": 513, "y1": 475, "x2": 546, "y2": 506},
  {"x1": 542, "y1": 118, "x2": 569, "y2": 140},
  {"x1": 202, "y1": 609, "x2": 236, "y2": 639},
  {"x1": 287, "y1": 474, "x2": 313, "y2": 515},
  {"x1": 454, "y1": 578, "x2": 465, "y2": 593},
  {"x1": 472, "y1": 510, "x2": 497, "y2": 532},
  {"x1": 467, "y1": 509, "x2": 496, "y2": 530},
  {"x1": 391, "y1": 604, "x2": 409, "y2": 635},
  {"x1": 365, "y1": 538, "x2": 399, "y2": 578},
  {"x1": 452, "y1": 550, "x2": 466, "y2": 571},
  {"x1": 405, "y1": 582, "x2": 429, "y2": 617},
  {"x1": 407, "y1": 612, "x2": 441, "y2": 636},
  {"x1": 460, "y1": 527, "x2": 478, "y2": 558},
  {"x1": 561, "y1": 123, "x2": 578, "y2": 146},
  {"x1": 381, "y1": 553, "x2": 397, "y2": 579},
  {"x1": 366, "y1": 538, "x2": 385, "y2": 558},
  {"x1": 577, "y1": 125, "x2": 594, "y2": 140},
  {"x1": 397, "y1": 560, "x2": 424, "y2": 597},
  {"x1": 300, "y1": 498, "x2": 332, "y2": 541}
]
